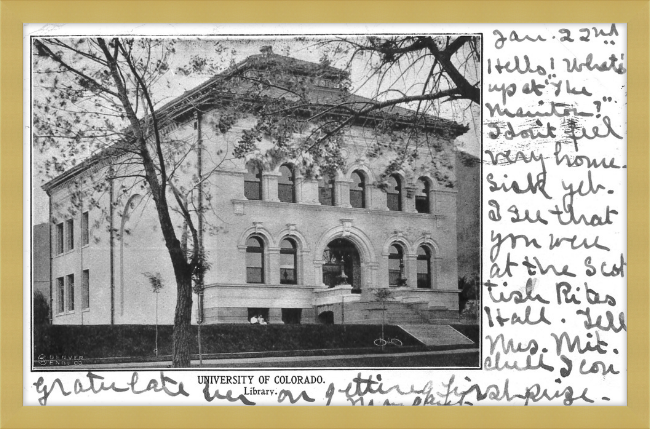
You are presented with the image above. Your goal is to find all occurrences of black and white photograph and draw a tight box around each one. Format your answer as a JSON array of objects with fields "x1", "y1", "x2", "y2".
[{"x1": 30, "y1": 31, "x2": 482, "y2": 370}]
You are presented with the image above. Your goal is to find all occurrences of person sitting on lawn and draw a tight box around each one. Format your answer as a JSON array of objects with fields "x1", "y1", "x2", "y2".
[
  {"x1": 258, "y1": 315, "x2": 267, "y2": 325},
  {"x1": 250, "y1": 315, "x2": 258, "y2": 324}
]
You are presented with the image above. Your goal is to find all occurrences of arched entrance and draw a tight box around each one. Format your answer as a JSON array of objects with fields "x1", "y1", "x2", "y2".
[
  {"x1": 322, "y1": 238, "x2": 361, "y2": 293},
  {"x1": 317, "y1": 311, "x2": 334, "y2": 324}
]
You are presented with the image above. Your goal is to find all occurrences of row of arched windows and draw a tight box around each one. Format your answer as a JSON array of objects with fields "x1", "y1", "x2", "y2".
[
  {"x1": 244, "y1": 162, "x2": 431, "y2": 213},
  {"x1": 245, "y1": 235, "x2": 433, "y2": 288},
  {"x1": 387, "y1": 243, "x2": 432, "y2": 288},
  {"x1": 246, "y1": 236, "x2": 298, "y2": 284}
]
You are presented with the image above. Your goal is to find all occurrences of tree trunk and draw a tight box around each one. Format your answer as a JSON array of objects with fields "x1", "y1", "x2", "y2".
[{"x1": 172, "y1": 270, "x2": 193, "y2": 367}]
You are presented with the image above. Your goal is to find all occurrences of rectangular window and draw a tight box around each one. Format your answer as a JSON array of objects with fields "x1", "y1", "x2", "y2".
[
  {"x1": 417, "y1": 273, "x2": 430, "y2": 289},
  {"x1": 387, "y1": 193, "x2": 401, "y2": 212},
  {"x1": 415, "y1": 196, "x2": 429, "y2": 214},
  {"x1": 56, "y1": 223, "x2": 64, "y2": 255},
  {"x1": 349, "y1": 190, "x2": 364, "y2": 209},
  {"x1": 280, "y1": 268, "x2": 296, "y2": 284},
  {"x1": 281, "y1": 308, "x2": 302, "y2": 324},
  {"x1": 244, "y1": 181, "x2": 262, "y2": 200},
  {"x1": 66, "y1": 274, "x2": 74, "y2": 312},
  {"x1": 247, "y1": 308, "x2": 269, "y2": 323},
  {"x1": 65, "y1": 219, "x2": 74, "y2": 251},
  {"x1": 388, "y1": 258, "x2": 401, "y2": 286},
  {"x1": 279, "y1": 252, "x2": 296, "y2": 285},
  {"x1": 318, "y1": 186, "x2": 334, "y2": 206},
  {"x1": 278, "y1": 183, "x2": 294, "y2": 203},
  {"x1": 245, "y1": 251, "x2": 264, "y2": 283},
  {"x1": 417, "y1": 258, "x2": 431, "y2": 288},
  {"x1": 81, "y1": 212, "x2": 89, "y2": 246},
  {"x1": 82, "y1": 270, "x2": 90, "y2": 309},
  {"x1": 388, "y1": 269, "x2": 401, "y2": 286},
  {"x1": 56, "y1": 277, "x2": 65, "y2": 313}
]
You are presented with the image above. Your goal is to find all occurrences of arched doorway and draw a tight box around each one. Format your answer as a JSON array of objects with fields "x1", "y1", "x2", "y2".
[
  {"x1": 322, "y1": 238, "x2": 361, "y2": 293},
  {"x1": 318, "y1": 311, "x2": 334, "y2": 324}
]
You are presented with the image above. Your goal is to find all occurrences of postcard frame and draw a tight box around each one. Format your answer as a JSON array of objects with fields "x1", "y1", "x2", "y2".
[{"x1": 2, "y1": 1, "x2": 648, "y2": 427}]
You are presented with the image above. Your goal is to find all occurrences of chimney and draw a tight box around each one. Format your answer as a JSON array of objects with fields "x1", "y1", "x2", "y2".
[{"x1": 260, "y1": 45, "x2": 273, "y2": 56}]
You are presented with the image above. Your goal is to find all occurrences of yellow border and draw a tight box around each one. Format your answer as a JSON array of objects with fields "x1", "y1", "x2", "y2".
[{"x1": 2, "y1": 1, "x2": 648, "y2": 428}]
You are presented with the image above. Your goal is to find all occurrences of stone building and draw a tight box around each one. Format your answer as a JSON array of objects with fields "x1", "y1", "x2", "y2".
[
  {"x1": 42, "y1": 48, "x2": 473, "y2": 327},
  {"x1": 455, "y1": 151, "x2": 481, "y2": 280}
]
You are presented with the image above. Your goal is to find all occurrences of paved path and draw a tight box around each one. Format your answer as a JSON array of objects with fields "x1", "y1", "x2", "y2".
[
  {"x1": 72, "y1": 348, "x2": 478, "y2": 369},
  {"x1": 398, "y1": 325, "x2": 475, "y2": 346}
]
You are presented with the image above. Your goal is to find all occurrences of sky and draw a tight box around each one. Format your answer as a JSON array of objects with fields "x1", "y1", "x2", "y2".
[{"x1": 31, "y1": 35, "x2": 480, "y2": 224}]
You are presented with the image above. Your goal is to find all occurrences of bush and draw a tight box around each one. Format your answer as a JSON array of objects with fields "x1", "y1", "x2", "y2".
[
  {"x1": 33, "y1": 324, "x2": 422, "y2": 359},
  {"x1": 458, "y1": 273, "x2": 480, "y2": 314},
  {"x1": 34, "y1": 291, "x2": 50, "y2": 326}
]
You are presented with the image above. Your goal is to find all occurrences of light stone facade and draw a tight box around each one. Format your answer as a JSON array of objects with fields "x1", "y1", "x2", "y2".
[{"x1": 44, "y1": 51, "x2": 468, "y2": 326}]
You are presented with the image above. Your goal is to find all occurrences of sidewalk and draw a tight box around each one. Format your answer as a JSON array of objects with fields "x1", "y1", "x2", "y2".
[{"x1": 70, "y1": 348, "x2": 479, "y2": 369}]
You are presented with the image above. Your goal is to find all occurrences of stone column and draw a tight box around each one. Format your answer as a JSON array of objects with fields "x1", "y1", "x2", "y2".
[
  {"x1": 368, "y1": 184, "x2": 388, "y2": 211},
  {"x1": 236, "y1": 245, "x2": 249, "y2": 284},
  {"x1": 262, "y1": 172, "x2": 280, "y2": 202},
  {"x1": 404, "y1": 184, "x2": 418, "y2": 213},
  {"x1": 232, "y1": 170, "x2": 248, "y2": 200},
  {"x1": 335, "y1": 179, "x2": 352, "y2": 207},
  {"x1": 293, "y1": 174, "x2": 307, "y2": 204},
  {"x1": 428, "y1": 188, "x2": 436, "y2": 213},
  {"x1": 301, "y1": 178, "x2": 320, "y2": 205},
  {"x1": 360, "y1": 262, "x2": 381, "y2": 301},
  {"x1": 433, "y1": 257, "x2": 443, "y2": 290},
  {"x1": 268, "y1": 308, "x2": 283, "y2": 324},
  {"x1": 406, "y1": 254, "x2": 418, "y2": 288},
  {"x1": 302, "y1": 307, "x2": 316, "y2": 324},
  {"x1": 267, "y1": 247, "x2": 281, "y2": 284},
  {"x1": 313, "y1": 260, "x2": 325, "y2": 287}
]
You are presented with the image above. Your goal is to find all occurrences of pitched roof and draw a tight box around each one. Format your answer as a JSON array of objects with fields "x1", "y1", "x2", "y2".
[{"x1": 42, "y1": 49, "x2": 469, "y2": 192}]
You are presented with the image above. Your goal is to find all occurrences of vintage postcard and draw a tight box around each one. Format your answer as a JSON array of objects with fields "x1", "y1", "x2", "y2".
[{"x1": 24, "y1": 23, "x2": 626, "y2": 406}]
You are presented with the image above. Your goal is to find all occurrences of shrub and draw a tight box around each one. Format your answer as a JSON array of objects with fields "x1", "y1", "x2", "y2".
[
  {"x1": 458, "y1": 273, "x2": 480, "y2": 314},
  {"x1": 34, "y1": 291, "x2": 50, "y2": 325},
  {"x1": 33, "y1": 324, "x2": 422, "y2": 359}
]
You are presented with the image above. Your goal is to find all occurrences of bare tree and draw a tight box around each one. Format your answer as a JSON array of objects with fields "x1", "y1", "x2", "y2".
[
  {"x1": 229, "y1": 35, "x2": 480, "y2": 183},
  {"x1": 33, "y1": 37, "x2": 221, "y2": 367},
  {"x1": 372, "y1": 288, "x2": 395, "y2": 351}
]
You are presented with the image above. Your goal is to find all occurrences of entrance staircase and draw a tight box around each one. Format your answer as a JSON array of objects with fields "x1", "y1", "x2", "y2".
[
  {"x1": 339, "y1": 299, "x2": 476, "y2": 347},
  {"x1": 398, "y1": 324, "x2": 474, "y2": 346},
  {"x1": 342, "y1": 300, "x2": 462, "y2": 325}
]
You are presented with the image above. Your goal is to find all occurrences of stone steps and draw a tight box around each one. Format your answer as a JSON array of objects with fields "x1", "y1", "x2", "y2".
[
  {"x1": 343, "y1": 300, "x2": 456, "y2": 325},
  {"x1": 398, "y1": 324, "x2": 475, "y2": 346}
]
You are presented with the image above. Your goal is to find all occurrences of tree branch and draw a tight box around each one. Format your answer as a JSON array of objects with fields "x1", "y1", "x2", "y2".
[
  {"x1": 117, "y1": 39, "x2": 167, "y2": 195},
  {"x1": 34, "y1": 39, "x2": 120, "y2": 98}
]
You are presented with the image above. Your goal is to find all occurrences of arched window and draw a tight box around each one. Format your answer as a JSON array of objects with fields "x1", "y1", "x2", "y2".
[
  {"x1": 415, "y1": 178, "x2": 430, "y2": 213},
  {"x1": 388, "y1": 243, "x2": 405, "y2": 286},
  {"x1": 280, "y1": 238, "x2": 297, "y2": 284},
  {"x1": 318, "y1": 173, "x2": 335, "y2": 206},
  {"x1": 350, "y1": 171, "x2": 365, "y2": 209},
  {"x1": 417, "y1": 246, "x2": 432, "y2": 288},
  {"x1": 246, "y1": 236, "x2": 264, "y2": 283},
  {"x1": 244, "y1": 162, "x2": 262, "y2": 200},
  {"x1": 278, "y1": 164, "x2": 295, "y2": 203},
  {"x1": 386, "y1": 175, "x2": 402, "y2": 211}
]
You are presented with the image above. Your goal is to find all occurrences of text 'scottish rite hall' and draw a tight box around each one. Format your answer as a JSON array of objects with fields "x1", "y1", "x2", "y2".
[{"x1": 42, "y1": 45, "x2": 474, "y2": 329}]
